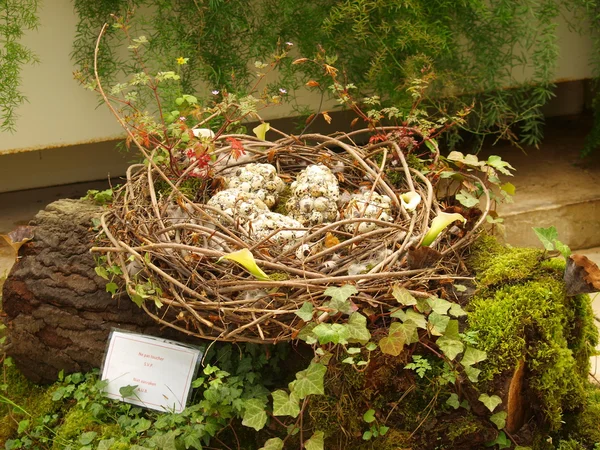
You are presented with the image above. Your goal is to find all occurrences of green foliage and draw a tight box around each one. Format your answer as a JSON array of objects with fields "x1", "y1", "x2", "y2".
[
  {"x1": 84, "y1": 188, "x2": 114, "y2": 206},
  {"x1": 0, "y1": 0, "x2": 40, "y2": 132},
  {"x1": 533, "y1": 225, "x2": 572, "y2": 258}
]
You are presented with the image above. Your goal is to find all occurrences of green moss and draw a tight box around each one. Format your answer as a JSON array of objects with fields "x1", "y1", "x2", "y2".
[
  {"x1": 52, "y1": 407, "x2": 103, "y2": 447},
  {"x1": 468, "y1": 235, "x2": 543, "y2": 287},
  {"x1": 467, "y1": 236, "x2": 599, "y2": 432},
  {"x1": 0, "y1": 365, "x2": 55, "y2": 443}
]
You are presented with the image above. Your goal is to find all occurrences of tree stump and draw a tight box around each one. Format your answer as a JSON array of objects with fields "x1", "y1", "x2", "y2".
[{"x1": 1, "y1": 199, "x2": 181, "y2": 384}]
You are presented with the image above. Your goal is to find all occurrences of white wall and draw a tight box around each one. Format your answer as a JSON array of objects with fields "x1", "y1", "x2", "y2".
[{"x1": 0, "y1": 1, "x2": 595, "y2": 193}]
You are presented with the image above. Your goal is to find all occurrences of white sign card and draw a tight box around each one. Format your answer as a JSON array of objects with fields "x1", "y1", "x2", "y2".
[{"x1": 101, "y1": 330, "x2": 203, "y2": 413}]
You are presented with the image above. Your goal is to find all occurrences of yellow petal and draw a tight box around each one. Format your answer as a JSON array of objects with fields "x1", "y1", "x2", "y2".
[
  {"x1": 252, "y1": 122, "x2": 270, "y2": 141},
  {"x1": 217, "y1": 248, "x2": 270, "y2": 280}
]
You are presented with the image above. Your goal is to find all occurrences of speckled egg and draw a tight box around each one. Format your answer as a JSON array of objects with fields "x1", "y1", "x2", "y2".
[
  {"x1": 286, "y1": 164, "x2": 340, "y2": 226},
  {"x1": 243, "y1": 212, "x2": 306, "y2": 247},
  {"x1": 224, "y1": 163, "x2": 285, "y2": 208},
  {"x1": 342, "y1": 191, "x2": 394, "y2": 234},
  {"x1": 207, "y1": 188, "x2": 269, "y2": 222}
]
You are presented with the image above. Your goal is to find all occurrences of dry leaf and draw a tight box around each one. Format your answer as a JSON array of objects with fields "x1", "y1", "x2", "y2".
[
  {"x1": 292, "y1": 58, "x2": 308, "y2": 65},
  {"x1": 324, "y1": 232, "x2": 340, "y2": 248},
  {"x1": 1, "y1": 226, "x2": 35, "y2": 260},
  {"x1": 322, "y1": 111, "x2": 332, "y2": 124},
  {"x1": 306, "y1": 80, "x2": 320, "y2": 87}
]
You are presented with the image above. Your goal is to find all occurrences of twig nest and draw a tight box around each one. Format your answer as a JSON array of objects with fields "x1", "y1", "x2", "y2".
[
  {"x1": 207, "y1": 188, "x2": 269, "y2": 222},
  {"x1": 224, "y1": 163, "x2": 285, "y2": 208},
  {"x1": 243, "y1": 212, "x2": 306, "y2": 248},
  {"x1": 342, "y1": 191, "x2": 394, "y2": 234},
  {"x1": 286, "y1": 164, "x2": 340, "y2": 226}
]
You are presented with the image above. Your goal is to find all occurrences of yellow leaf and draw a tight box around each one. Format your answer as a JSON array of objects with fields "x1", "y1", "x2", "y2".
[
  {"x1": 253, "y1": 122, "x2": 270, "y2": 141},
  {"x1": 218, "y1": 248, "x2": 270, "y2": 280}
]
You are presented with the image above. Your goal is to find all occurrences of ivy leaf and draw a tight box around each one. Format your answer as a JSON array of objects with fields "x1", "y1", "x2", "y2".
[
  {"x1": 295, "y1": 302, "x2": 314, "y2": 322},
  {"x1": 242, "y1": 398, "x2": 268, "y2": 431},
  {"x1": 272, "y1": 390, "x2": 300, "y2": 418},
  {"x1": 486, "y1": 431, "x2": 511, "y2": 449},
  {"x1": 149, "y1": 431, "x2": 179, "y2": 450},
  {"x1": 446, "y1": 393, "x2": 460, "y2": 409},
  {"x1": 554, "y1": 240, "x2": 571, "y2": 258},
  {"x1": 392, "y1": 284, "x2": 417, "y2": 305},
  {"x1": 428, "y1": 312, "x2": 450, "y2": 336},
  {"x1": 427, "y1": 297, "x2": 452, "y2": 315},
  {"x1": 379, "y1": 322, "x2": 416, "y2": 356},
  {"x1": 259, "y1": 438, "x2": 284, "y2": 450},
  {"x1": 17, "y1": 420, "x2": 29, "y2": 434},
  {"x1": 478, "y1": 394, "x2": 502, "y2": 412},
  {"x1": 456, "y1": 190, "x2": 479, "y2": 208},
  {"x1": 312, "y1": 323, "x2": 349, "y2": 345},
  {"x1": 490, "y1": 411, "x2": 507, "y2": 429},
  {"x1": 346, "y1": 312, "x2": 371, "y2": 344},
  {"x1": 464, "y1": 365, "x2": 481, "y2": 382},
  {"x1": 532, "y1": 226, "x2": 558, "y2": 251},
  {"x1": 487, "y1": 155, "x2": 515, "y2": 176},
  {"x1": 437, "y1": 335, "x2": 464, "y2": 361},
  {"x1": 218, "y1": 248, "x2": 270, "y2": 280},
  {"x1": 449, "y1": 303, "x2": 467, "y2": 317},
  {"x1": 119, "y1": 384, "x2": 138, "y2": 398},
  {"x1": 297, "y1": 322, "x2": 317, "y2": 344},
  {"x1": 79, "y1": 432, "x2": 97, "y2": 445},
  {"x1": 363, "y1": 409, "x2": 376, "y2": 423},
  {"x1": 461, "y1": 346, "x2": 487, "y2": 366},
  {"x1": 98, "y1": 439, "x2": 116, "y2": 450},
  {"x1": 304, "y1": 431, "x2": 325, "y2": 450},
  {"x1": 289, "y1": 363, "x2": 326, "y2": 399},
  {"x1": 95, "y1": 266, "x2": 109, "y2": 280},
  {"x1": 105, "y1": 282, "x2": 118, "y2": 295},
  {"x1": 501, "y1": 182, "x2": 516, "y2": 195},
  {"x1": 324, "y1": 284, "x2": 358, "y2": 303},
  {"x1": 392, "y1": 309, "x2": 427, "y2": 329}
]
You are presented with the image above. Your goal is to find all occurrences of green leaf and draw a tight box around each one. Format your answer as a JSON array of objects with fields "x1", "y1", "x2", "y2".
[
  {"x1": 532, "y1": 226, "x2": 558, "y2": 251},
  {"x1": 149, "y1": 431, "x2": 179, "y2": 450},
  {"x1": 295, "y1": 302, "x2": 314, "y2": 322},
  {"x1": 363, "y1": 409, "x2": 376, "y2": 423},
  {"x1": 304, "y1": 431, "x2": 324, "y2": 450},
  {"x1": 486, "y1": 431, "x2": 511, "y2": 449},
  {"x1": 346, "y1": 312, "x2": 371, "y2": 344},
  {"x1": 289, "y1": 363, "x2": 326, "y2": 399},
  {"x1": 17, "y1": 420, "x2": 29, "y2": 434},
  {"x1": 218, "y1": 248, "x2": 270, "y2": 280},
  {"x1": 424, "y1": 138, "x2": 438, "y2": 153},
  {"x1": 461, "y1": 346, "x2": 487, "y2": 366},
  {"x1": 500, "y1": 182, "x2": 516, "y2": 195},
  {"x1": 312, "y1": 323, "x2": 349, "y2": 345},
  {"x1": 392, "y1": 309, "x2": 427, "y2": 329},
  {"x1": 98, "y1": 439, "x2": 116, "y2": 450},
  {"x1": 487, "y1": 155, "x2": 515, "y2": 176},
  {"x1": 272, "y1": 390, "x2": 300, "y2": 418},
  {"x1": 346, "y1": 347, "x2": 362, "y2": 354},
  {"x1": 446, "y1": 393, "x2": 460, "y2": 409},
  {"x1": 490, "y1": 410, "x2": 507, "y2": 429},
  {"x1": 79, "y1": 431, "x2": 97, "y2": 445},
  {"x1": 464, "y1": 365, "x2": 481, "y2": 382},
  {"x1": 437, "y1": 335, "x2": 464, "y2": 361},
  {"x1": 478, "y1": 394, "x2": 502, "y2": 412},
  {"x1": 119, "y1": 384, "x2": 138, "y2": 398},
  {"x1": 324, "y1": 284, "x2": 358, "y2": 303},
  {"x1": 259, "y1": 438, "x2": 284, "y2": 450},
  {"x1": 342, "y1": 357, "x2": 355, "y2": 364},
  {"x1": 392, "y1": 284, "x2": 417, "y2": 305},
  {"x1": 449, "y1": 303, "x2": 467, "y2": 317},
  {"x1": 379, "y1": 425, "x2": 389, "y2": 436},
  {"x1": 428, "y1": 312, "x2": 450, "y2": 336},
  {"x1": 456, "y1": 190, "x2": 479, "y2": 208},
  {"x1": 363, "y1": 430, "x2": 373, "y2": 440},
  {"x1": 380, "y1": 321, "x2": 419, "y2": 354},
  {"x1": 95, "y1": 266, "x2": 109, "y2": 280},
  {"x1": 105, "y1": 282, "x2": 118, "y2": 295},
  {"x1": 427, "y1": 297, "x2": 452, "y2": 315},
  {"x1": 135, "y1": 417, "x2": 152, "y2": 432},
  {"x1": 554, "y1": 240, "x2": 571, "y2": 258},
  {"x1": 365, "y1": 342, "x2": 378, "y2": 351},
  {"x1": 242, "y1": 398, "x2": 268, "y2": 431}
]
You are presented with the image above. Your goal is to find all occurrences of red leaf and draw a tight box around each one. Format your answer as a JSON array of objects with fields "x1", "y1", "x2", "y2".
[{"x1": 226, "y1": 137, "x2": 246, "y2": 160}]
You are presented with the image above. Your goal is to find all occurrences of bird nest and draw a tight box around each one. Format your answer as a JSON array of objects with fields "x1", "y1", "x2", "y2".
[{"x1": 93, "y1": 127, "x2": 489, "y2": 343}]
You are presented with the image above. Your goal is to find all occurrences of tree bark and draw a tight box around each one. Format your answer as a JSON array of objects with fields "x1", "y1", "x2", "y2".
[{"x1": 1, "y1": 199, "x2": 180, "y2": 384}]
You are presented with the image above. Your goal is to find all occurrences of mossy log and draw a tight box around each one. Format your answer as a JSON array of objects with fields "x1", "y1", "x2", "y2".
[{"x1": 1, "y1": 199, "x2": 184, "y2": 384}]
